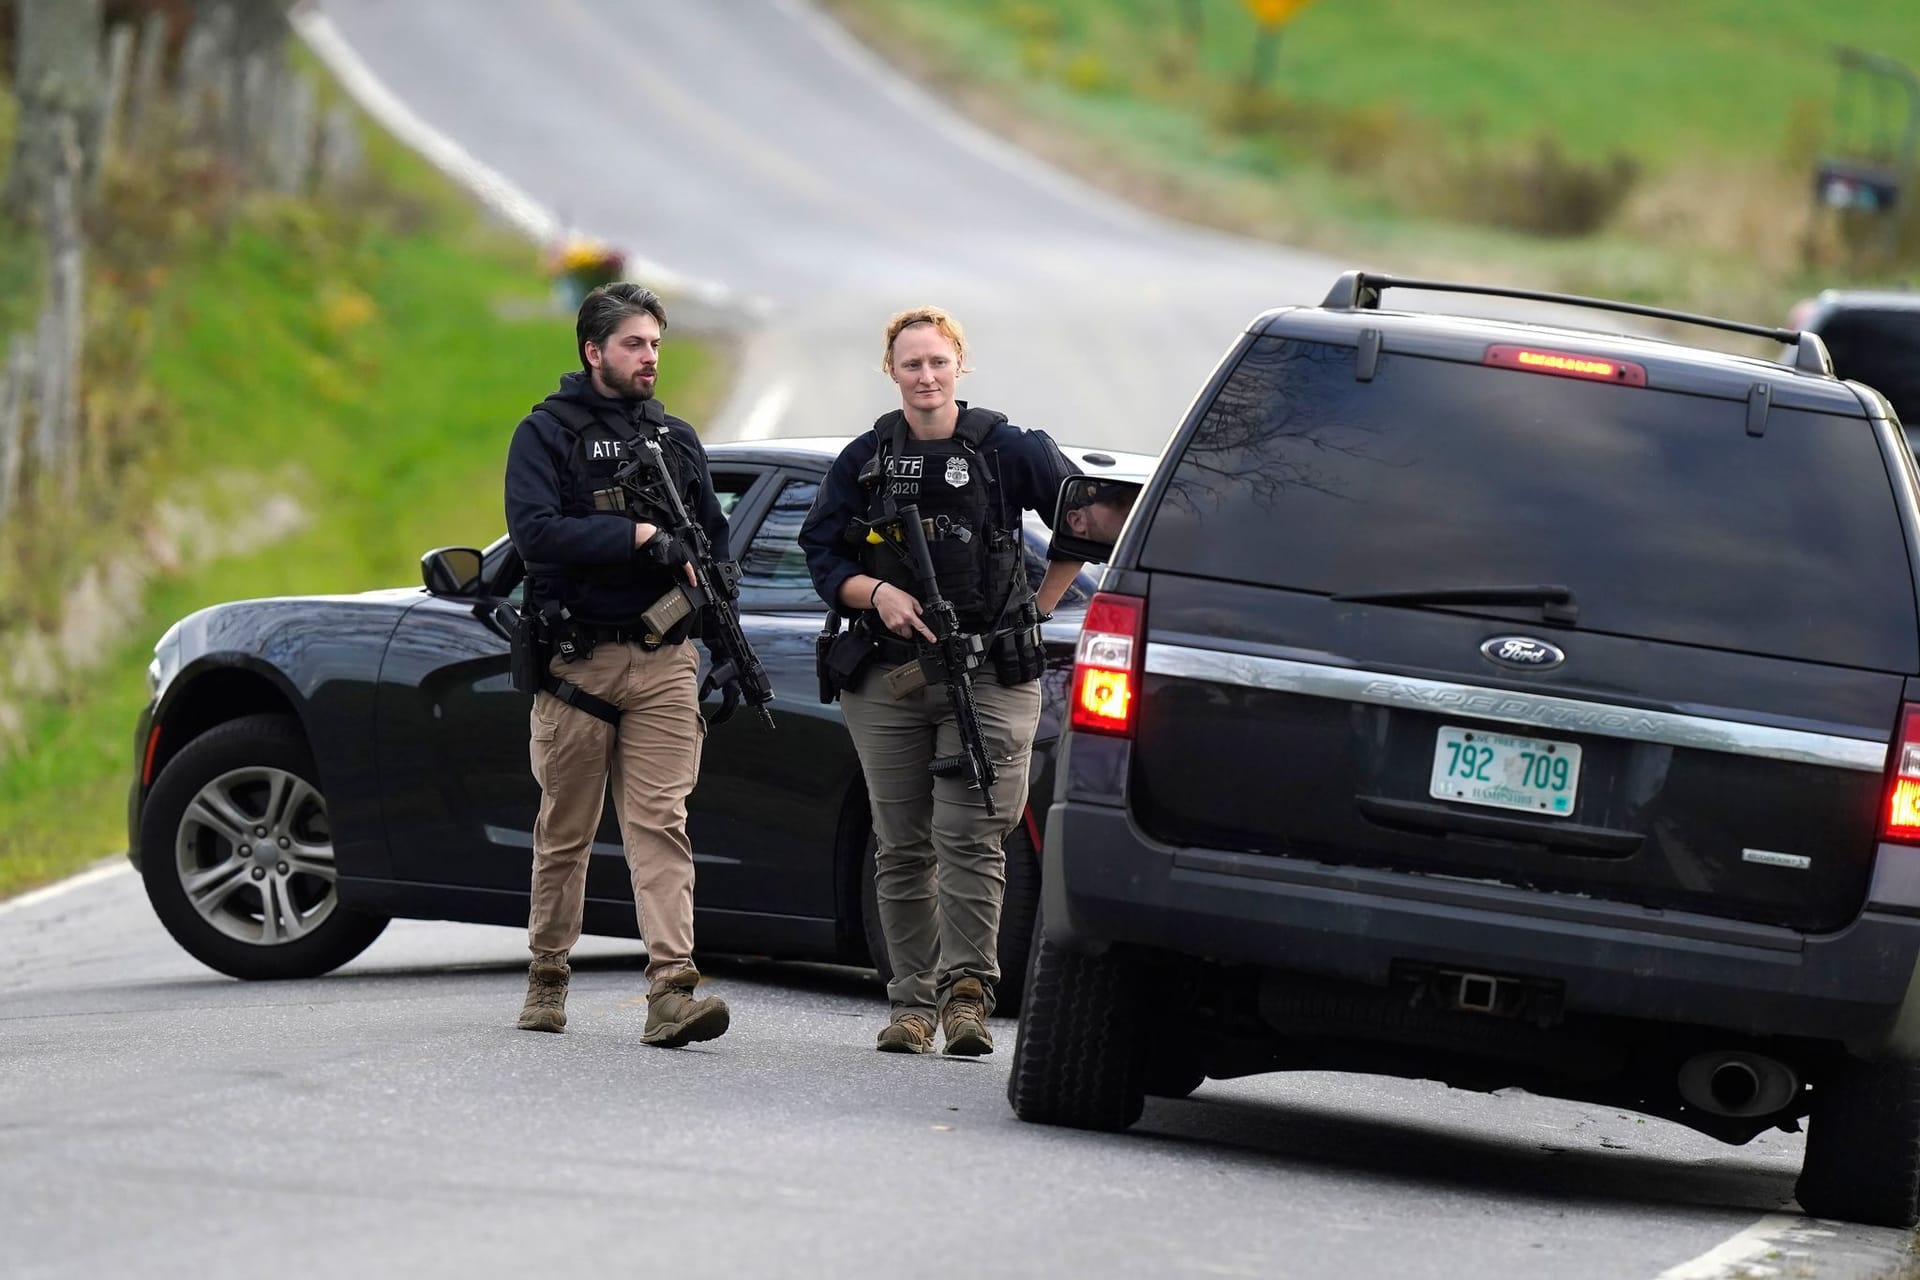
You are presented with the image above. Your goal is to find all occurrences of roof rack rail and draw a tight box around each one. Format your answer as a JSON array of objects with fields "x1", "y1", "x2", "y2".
[{"x1": 1320, "y1": 271, "x2": 1834, "y2": 376}]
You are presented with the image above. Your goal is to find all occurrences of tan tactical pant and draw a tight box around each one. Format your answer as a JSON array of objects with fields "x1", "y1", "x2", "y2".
[
  {"x1": 526, "y1": 640, "x2": 704, "y2": 982},
  {"x1": 840, "y1": 665, "x2": 1042, "y2": 1018}
]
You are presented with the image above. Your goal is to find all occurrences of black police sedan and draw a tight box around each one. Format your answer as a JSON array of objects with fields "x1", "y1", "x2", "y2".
[{"x1": 128, "y1": 436, "x2": 1152, "y2": 1011}]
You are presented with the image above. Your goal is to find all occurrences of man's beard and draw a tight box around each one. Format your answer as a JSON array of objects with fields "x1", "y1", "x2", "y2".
[{"x1": 602, "y1": 364, "x2": 655, "y2": 401}]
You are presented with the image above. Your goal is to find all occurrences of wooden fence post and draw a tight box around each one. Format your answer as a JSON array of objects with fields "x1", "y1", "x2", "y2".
[
  {"x1": 33, "y1": 119, "x2": 85, "y2": 498},
  {"x1": 128, "y1": 9, "x2": 170, "y2": 149},
  {"x1": 0, "y1": 337, "x2": 30, "y2": 527},
  {"x1": 94, "y1": 23, "x2": 136, "y2": 196},
  {"x1": 273, "y1": 72, "x2": 316, "y2": 194},
  {"x1": 175, "y1": 18, "x2": 221, "y2": 138}
]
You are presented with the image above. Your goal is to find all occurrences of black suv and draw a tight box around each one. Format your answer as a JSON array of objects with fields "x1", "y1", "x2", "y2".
[{"x1": 1009, "y1": 272, "x2": 1920, "y2": 1229}]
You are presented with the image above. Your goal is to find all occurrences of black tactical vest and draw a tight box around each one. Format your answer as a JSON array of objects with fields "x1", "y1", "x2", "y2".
[
  {"x1": 857, "y1": 413, "x2": 1028, "y2": 632},
  {"x1": 526, "y1": 397, "x2": 690, "y2": 593}
]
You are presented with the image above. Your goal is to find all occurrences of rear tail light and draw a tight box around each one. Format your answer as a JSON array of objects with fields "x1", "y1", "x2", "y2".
[
  {"x1": 1071, "y1": 592, "x2": 1144, "y2": 738},
  {"x1": 1884, "y1": 705, "x2": 1920, "y2": 843}
]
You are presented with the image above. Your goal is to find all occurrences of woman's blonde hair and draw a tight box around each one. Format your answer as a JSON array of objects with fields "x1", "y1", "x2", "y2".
[{"x1": 882, "y1": 305, "x2": 971, "y2": 374}]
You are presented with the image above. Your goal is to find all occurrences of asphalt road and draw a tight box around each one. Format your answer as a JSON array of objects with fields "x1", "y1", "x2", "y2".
[
  {"x1": 3, "y1": 864, "x2": 1913, "y2": 1280},
  {"x1": 302, "y1": 0, "x2": 1346, "y2": 453},
  {"x1": 4, "y1": 4, "x2": 1914, "y2": 1278}
]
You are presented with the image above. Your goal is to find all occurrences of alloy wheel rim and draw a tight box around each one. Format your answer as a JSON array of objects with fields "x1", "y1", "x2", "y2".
[{"x1": 174, "y1": 766, "x2": 336, "y2": 946}]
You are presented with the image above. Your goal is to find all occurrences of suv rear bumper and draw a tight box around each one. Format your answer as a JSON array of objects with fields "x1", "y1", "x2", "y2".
[{"x1": 1045, "y1": 800, "x2": 1920, "y2": 1054}]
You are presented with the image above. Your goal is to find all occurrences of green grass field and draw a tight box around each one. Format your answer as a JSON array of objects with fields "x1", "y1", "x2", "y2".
[
  {"x1": 825, "y1": 0, "x2": 1920, "y2": 312},
  {"x1": 892, "y1": 0, "x2": 1920, "y2": 163},
  {"x1": 0, "y1": 111, "x2": 724, "y2": 899}
]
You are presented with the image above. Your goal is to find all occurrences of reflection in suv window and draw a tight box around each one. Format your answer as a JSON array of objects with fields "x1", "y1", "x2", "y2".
[
  {"x1": 1142, "y1": 336, "x2": 1918, "y2": 669},
  {"x1": 740, "y1": 478, "x2": 822, "y2": 609}
]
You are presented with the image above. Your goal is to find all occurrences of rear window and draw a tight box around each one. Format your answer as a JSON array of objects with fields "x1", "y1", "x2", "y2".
[
  {"x1": 1815, "y1": 307, "x2": 1920, "y2": 427},
  {"x1": 1142, "y1": 336, "x2": 1919, "y2": 669}
]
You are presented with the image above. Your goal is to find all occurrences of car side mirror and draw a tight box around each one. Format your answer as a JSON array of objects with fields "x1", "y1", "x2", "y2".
[
  {"x1": 421, "y1": 546, "x2": 484, "y2": 597},
  {"x1": 1050, "y1": 476, "x2": 1142, "y2": 565}
]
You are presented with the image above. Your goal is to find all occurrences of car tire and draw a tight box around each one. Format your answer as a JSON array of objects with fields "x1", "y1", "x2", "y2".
[
  {"x1": 1795, "y1": 1053, "x2": 1920, "y2": 1227},
  {"x1": 858, "y1": 822, "x2": 1040, "y2": 1018},
  {"x1": 140, "y1": 714, "x2": 388, "y2": 980},
  {"x1": 1007, "y1": 919, "x2": 1147, "y2": 1131},
  {"x1": 993, "y1": 823, "x2": 1041, "y2": 1017}
]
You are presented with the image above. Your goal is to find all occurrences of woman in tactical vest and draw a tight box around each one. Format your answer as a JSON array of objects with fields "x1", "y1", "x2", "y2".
[{"x1": 798, "y1": 306, "x2": 1085, "y2": 1056}]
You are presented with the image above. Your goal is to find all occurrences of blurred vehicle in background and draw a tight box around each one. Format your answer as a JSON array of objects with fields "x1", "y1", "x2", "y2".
[{"x1": 1789, "y1": 289, "x2": 1920, "y2": 444}]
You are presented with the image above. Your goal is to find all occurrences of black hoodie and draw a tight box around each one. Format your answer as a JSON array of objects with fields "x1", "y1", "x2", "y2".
[{"x1": 504, "y1": 370, "x2": 730, "y2": 629}]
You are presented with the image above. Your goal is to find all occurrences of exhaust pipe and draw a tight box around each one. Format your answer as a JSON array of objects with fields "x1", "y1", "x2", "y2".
[{"x1": 1677, "y1": 1051, "x2": 1799, "y2": 1117}]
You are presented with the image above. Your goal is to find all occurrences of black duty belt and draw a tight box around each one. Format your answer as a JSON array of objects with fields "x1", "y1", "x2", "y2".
[
  {"x1": 869, "y1": 621, "x2": 1031, "y2": 668},
  {"x1": 872, "y1": 632, "x2": 919, "y2": 666},
  {"x1": 580, "y1": 622, "x2": 682, "y2": 649}
]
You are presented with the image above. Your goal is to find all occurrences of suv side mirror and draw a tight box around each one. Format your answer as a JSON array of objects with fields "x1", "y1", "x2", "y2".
[
  {"x1": 421, "y1": 546, "x2": 484, "y2": 597},
  {"x1": 1051, "y1": 476, "x2": 1142, "y2": 565}
]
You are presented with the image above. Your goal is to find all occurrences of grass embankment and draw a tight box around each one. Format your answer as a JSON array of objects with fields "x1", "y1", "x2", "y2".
[
  {"x1": 823, "y1": 0, "x2": 1920, "y2": 317},
  {"x1": 0, "y1": 98, "x2": 725, "y2": 899}
]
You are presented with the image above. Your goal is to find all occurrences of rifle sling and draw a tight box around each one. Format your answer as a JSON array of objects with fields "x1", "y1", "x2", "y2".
[{"x1": 540, "y1": 674, "x2": 621, "y2": 726}]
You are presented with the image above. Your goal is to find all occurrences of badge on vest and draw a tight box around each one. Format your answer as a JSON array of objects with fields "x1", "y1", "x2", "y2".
[{"x1": 944, "y1": 457, "x2": 970, "y2": 488}]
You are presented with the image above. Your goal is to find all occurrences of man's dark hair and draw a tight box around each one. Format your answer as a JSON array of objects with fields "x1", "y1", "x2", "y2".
[{"x1": 576, "y1": 282, "x2": 668, "y2": 372}]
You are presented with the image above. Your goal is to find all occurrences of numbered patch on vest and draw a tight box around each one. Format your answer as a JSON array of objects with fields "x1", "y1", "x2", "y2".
[
  {"x1": 886, "y1": 455, "x2": 923, "y2": 497},
  {"x1": 944, "y1": 457, "x2": 970, "y2": 488}
]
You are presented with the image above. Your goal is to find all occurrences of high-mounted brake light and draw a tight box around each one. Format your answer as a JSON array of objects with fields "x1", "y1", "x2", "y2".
[
  {"x1": 1071, "y1": 592, "x2": 1144, "y2": 738},
  {"x1": 1884, "y1": 705, "x2": 1920, "y2": 843},
  {"x1": 1484, "y1": 344, "x2": 1647, "y2": 387}
]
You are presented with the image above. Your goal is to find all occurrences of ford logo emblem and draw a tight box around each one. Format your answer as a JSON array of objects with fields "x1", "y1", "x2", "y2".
[{"x1": 1480, "y1": 636, "x2": 1565, "y2": 670}]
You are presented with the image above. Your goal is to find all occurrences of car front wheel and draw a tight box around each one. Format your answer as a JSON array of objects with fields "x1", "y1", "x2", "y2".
[{"x1": 140, "y1": 714, "x2": 388, "y2": 980}]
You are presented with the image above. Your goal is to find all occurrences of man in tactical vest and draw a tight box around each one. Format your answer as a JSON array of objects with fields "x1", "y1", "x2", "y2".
[
  {"x1": 502, "y1": 282, "x2": 734, "y2": 1047},
  {"x1": 799, "y1": 306, "x2": 1084, "y2": 1055}
]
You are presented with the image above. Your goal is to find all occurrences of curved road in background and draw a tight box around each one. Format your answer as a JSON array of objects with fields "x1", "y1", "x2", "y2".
[
  {"x1": 0, "y1": 4, "x2": 1910, "y2": 1279},
  {"x1": 310, "y1": 0, "x2": 1342, "y2": 452}
]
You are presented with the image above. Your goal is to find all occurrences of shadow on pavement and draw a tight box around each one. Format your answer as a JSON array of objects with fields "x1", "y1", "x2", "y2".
[{"x1": 1106, "y1": 1086, "x2": 1796, "y2": 1219}]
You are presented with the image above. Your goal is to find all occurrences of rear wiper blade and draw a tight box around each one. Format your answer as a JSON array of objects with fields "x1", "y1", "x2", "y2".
[{"x1": 1332, "y1": 583, "x2": 1578, "y2": 625}]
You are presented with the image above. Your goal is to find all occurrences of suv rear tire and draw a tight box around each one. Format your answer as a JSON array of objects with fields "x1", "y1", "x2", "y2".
[
  {"x1": 1007, "y1": 924, "x2": 1147, "y2": 1131},
  {"x1": 1795, "y1": 1054, "x2": 1920, "y2": 1227},
  {"x1": 141, "y1": 715, "x2": 389, "y2": 980}
]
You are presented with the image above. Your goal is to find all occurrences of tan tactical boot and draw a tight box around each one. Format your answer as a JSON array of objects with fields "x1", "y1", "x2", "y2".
[
  {"x1": 940, "y1": 977, "x2": 993, "y2": 1057},
  {"x1": 517, "y1": 955, "x2": 570, "y2": 1033},
  {"x1": 875, "y1": 1010, "x2": 936, "y2": 1054},
  {"x1": 642, "y1": 970, "x2": 731, "y2": 1047}
]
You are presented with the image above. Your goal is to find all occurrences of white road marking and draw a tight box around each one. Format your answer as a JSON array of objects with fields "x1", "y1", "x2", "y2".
[
  {"x1": 0, "y1": 860, "x2": 131, "y2": 917},
  {"x1": 289, "y1": 8, "x2": 737, "y2": 307},
  {"x1": 731, "y1": 380, "x2": 796, "y2": 442},
  {"x1": 1654, "y1": 1213, "x2": 1829, "y2": 1279}
]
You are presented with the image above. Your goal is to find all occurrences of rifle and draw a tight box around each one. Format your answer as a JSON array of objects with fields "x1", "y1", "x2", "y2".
[
  {"x1": 613, "y1": 425, "x2": 775, "y2": 730},
  {"x1": 892, "y1": 502, "x2": 998, "y2": 816}
]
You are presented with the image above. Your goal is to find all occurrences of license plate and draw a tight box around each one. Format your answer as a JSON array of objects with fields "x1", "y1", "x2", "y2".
[{"x1": 1428, "y1": 725, "x2": 1581, "y2": 817}]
